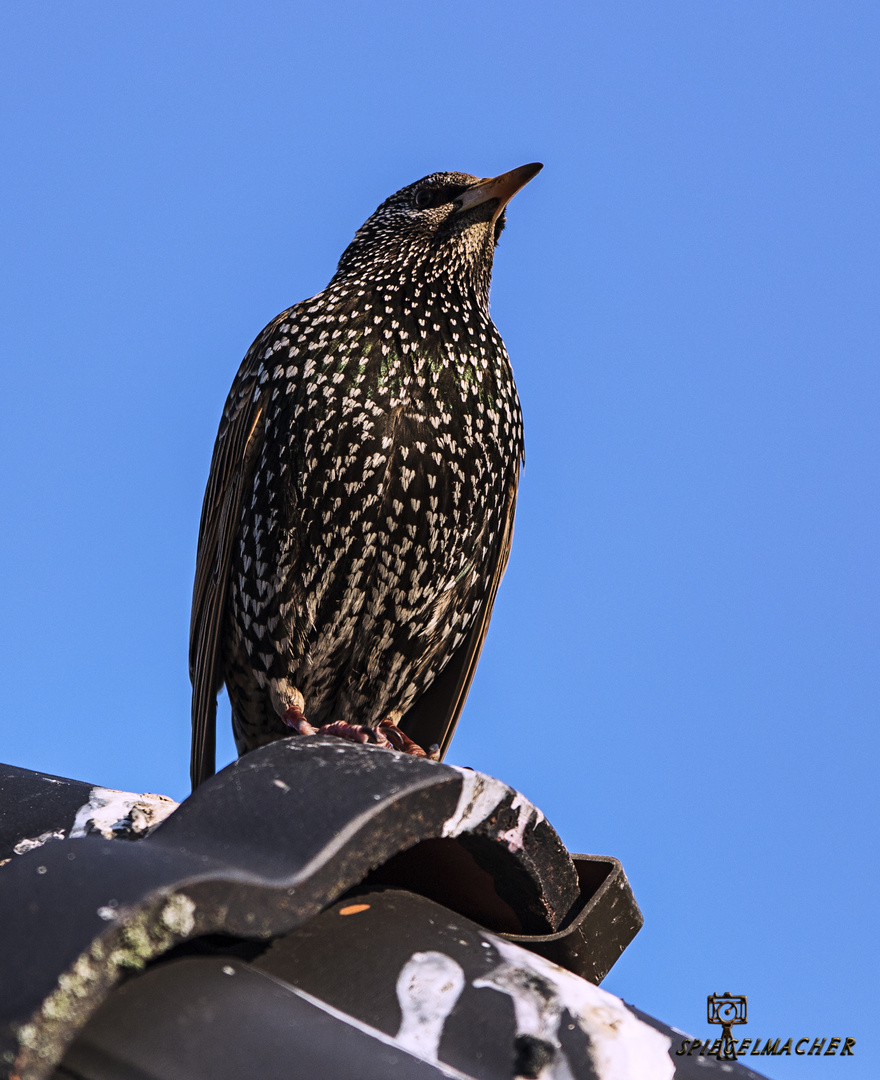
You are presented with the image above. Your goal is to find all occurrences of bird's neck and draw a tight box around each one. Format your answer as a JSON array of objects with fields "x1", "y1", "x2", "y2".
[{"x1": 327, "y1": 251, "x2": 493, "y2": 320}]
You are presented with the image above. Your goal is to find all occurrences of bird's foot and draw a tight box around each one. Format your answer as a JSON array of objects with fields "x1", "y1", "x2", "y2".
[
  {"x1": 281, "y1": 705, "x2": 318, "y2": 736},
  {"x1": 378, "y1": 717, "x2": 429, "y2": 757},
  {"x1": 281, "y1": 699, "x2": 431, "y2": 756},
  {"x1": 318, "y1": 720, "x2": 383, "y2": 746},
  {"x1": 282, "y1": 712, "x2": 430, "y2": 756}
]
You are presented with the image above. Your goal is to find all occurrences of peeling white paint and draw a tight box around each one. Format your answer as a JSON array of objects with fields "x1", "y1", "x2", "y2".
[
  {"x1": 441, "y1": 769, "x2": 509, "y2": 837},
  {"x1": 474, "y1": 950, "x2": 573, "y2": 1080},
  {"x1": 476, "y1": 937, "x2": 673, "y2": 1080},
  {"x1": 442, "y1": 769, "x2": 544, "y2": 854},
  {"x1": 13, "y1": 830, "x2": 66, "y2": 855},
  {"x1": 395, "y1": 951, "x2": 466, "y2": 1062},
  {"x1": 70, "y1": 787, "x2": 178, "y2": 840},
  {"x1": 497, "y1": 792, "x2": 545, "y2": 852}
]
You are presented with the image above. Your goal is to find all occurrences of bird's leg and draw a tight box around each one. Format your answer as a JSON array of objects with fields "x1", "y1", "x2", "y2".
[
  {"x1": 272, "y1": 683, "x2": 318, "y2": 735},
  {"x1": 281, "y1": 704, "x2": 318, "y2": 736}
]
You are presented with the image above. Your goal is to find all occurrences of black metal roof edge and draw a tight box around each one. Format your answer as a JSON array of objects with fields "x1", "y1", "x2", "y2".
[
  {"x1": 0, "y1": 762, "x2": 179, "y2": 862},
  {"x1": 502, "y1": 853, "x2": 644, "y2": 984}
]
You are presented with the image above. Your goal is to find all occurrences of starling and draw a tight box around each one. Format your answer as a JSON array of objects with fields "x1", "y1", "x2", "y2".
[{"x1": 190, "y1": 163, "x2": 542, "y2": 789}]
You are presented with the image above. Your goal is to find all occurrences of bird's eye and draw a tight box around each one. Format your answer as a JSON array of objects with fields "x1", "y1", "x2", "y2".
[{"x1": 413, "y1": 184, "x2": 470, "y2": 211}]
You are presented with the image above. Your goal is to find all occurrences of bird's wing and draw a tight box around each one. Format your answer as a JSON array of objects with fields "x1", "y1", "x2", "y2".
[
  {"x1": 399, "y1": 465, "x2": 520, "y2": 759},
  {"x1": 189, "y1": 316, "x2": 286, "y2": 789}
]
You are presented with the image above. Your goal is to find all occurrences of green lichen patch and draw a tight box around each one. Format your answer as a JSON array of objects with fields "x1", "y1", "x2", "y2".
[{"x1": 13, "y1": 893, "x2": 197, "y2": 1079}]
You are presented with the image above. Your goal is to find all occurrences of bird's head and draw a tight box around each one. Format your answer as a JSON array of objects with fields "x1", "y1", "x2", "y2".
[{"x1": 331, "y1": 163, "x2": 542, "y2": 308}]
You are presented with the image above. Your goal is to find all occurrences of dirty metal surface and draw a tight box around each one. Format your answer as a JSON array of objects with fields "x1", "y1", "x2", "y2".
[
  {"x1": 57, "y1": 955, "x2": 467, "y2": 1080},
  {"x1": 629, "y1": 1008, "x2": 773, "y2": 1080},
  {"x1": 0, "y1": 764, "x2": 178, "y2": 863},
  {"x1": 57, "y1": 889, "x2": 665, "y2": 1080},
  {"x1": 56, "y1": 890, "x2": 765, "y2": 1080},
  {"x1": 1, "y1": 737, "x2": 599, "y2": 1079},
  {"x1": 0, "y1": 765, "x2": 94, "y2": 861},
  {"x1": 252, "y1": 886, "x2": 655, "y2": 1079}
]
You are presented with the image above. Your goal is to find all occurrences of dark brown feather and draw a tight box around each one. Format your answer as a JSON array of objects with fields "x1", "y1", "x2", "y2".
[{"x1": 189, "y1": 317, "x2": 288, "y2": 788}]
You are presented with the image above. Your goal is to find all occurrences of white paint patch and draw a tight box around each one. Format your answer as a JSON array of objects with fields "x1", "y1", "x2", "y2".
[
  {"x1": 13, "y1": 829, "x2": 66, "y2": 855},
  {"x1": 474, "y1": 951, "x2": 573, "y2": 1080},
  {"x1": 441, "y1": 768, "x2": 509, "y2": 838},
  {"x1": 497, "y1": 792, "x2": 545, "y2": 853},
  {"x1": 70, "y1": 787, "x2": 179, "y2": 840},
  {"x1": 395, "y1": 951, "x2": 466, "y2": 1062},
  {"x1": 285, "y1": 981, "x2": 473, "y2": 1080},
  {"x1": 476, "y1": 937, "x2": 673, "y2": 1080},
  {"x1": 442, "y1": 770, "x2": 545, "y2": 854}
]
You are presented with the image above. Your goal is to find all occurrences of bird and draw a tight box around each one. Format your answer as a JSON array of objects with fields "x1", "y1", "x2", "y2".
[{"x1": 189, "y1": 162, "x2": 542, "y2": 790}]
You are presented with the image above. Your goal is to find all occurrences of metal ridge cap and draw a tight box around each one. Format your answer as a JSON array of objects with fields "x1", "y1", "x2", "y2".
[{"x1": 1, "y1": 739, "x2": 584, "y2": 1079}]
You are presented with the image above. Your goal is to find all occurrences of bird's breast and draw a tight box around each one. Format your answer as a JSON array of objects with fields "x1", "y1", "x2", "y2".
[{"x1": 233, "y1": 302, "x2": 521, "y2": 636}]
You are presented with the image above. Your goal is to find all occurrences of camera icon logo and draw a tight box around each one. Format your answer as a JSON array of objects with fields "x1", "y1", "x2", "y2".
[{"x1": 707, "y1": 992, "x2": 748, "y2": 1060}]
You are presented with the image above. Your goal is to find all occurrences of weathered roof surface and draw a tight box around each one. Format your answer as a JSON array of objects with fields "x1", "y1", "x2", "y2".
[{"x1": 0, "y1": 739, "x2": 769, "y2": 1080}]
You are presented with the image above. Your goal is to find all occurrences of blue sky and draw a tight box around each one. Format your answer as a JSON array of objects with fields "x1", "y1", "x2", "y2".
[{"x1": 1, "y1": 3, "x2": 876, "y2": 1073}]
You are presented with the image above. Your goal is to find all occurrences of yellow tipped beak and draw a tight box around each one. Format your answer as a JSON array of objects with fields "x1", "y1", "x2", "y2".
[{"x1": 454, "y1": 162, "x2": 543, "y2": 223}]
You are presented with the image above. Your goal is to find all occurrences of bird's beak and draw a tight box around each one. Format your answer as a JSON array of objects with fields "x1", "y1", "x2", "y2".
[{"x1": 454, "y1": 162, "x2": 543, "y2": 223}]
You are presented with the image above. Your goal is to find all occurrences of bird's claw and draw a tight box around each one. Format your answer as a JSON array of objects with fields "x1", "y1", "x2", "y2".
[
  {"x1": 378, "y1": 717, "x2": 427, "y2": 756},
  {"x1": 319, "y1": 720, "x2": 380, "y2": 746}
]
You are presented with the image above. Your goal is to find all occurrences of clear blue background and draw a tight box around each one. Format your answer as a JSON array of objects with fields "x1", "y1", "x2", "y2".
[{"x1": 1, "y1": 3, "x2": 876, "y2": 1074}]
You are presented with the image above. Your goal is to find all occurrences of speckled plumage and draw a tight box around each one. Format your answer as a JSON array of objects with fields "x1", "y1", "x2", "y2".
[{"x1": 190, "y1": 164, "x2": 541, "y2": 789}]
